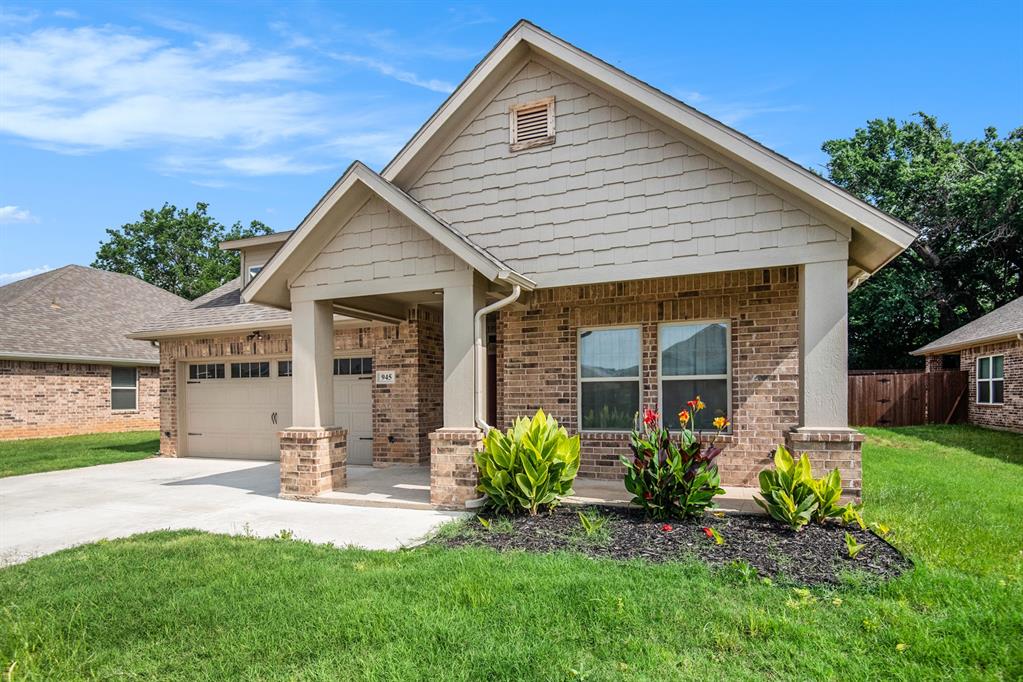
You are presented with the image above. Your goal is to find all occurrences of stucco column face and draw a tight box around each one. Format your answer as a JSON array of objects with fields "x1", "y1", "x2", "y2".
[
  {"x1": 291, "y1": 298, "x2": 335, "y2": 428},
  {"x1": 443, "y1": 272, "x2": 487, "y2": 427},
  {"x1": 799, "y1": 260, "x2": 850, "y2": 430}
]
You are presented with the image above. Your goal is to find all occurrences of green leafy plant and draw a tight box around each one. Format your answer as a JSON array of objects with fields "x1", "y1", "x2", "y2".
[
  {"x1": 475, "y1": 409, "x2": 580, "y2": 515},
  {"x1": 620, "y1": 399, "x2": 728, "y2": 520},
  {"x1": 754, "y1": 446, "x2": 818, "y2": 531},
  {"x1": 845, "y1": 532, "x2": 865, "y2": 559},
  {"x1": 806, "y1": 469, "x2": 845, "y2": 523},
  {"x1": 577, "y1": 509, "x2": 608, "y2": 536}
]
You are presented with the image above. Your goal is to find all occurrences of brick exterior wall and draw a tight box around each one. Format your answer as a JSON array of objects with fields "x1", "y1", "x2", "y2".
[
  {"x1": 156, "y1": 307, "x2": 443, "y2": 463},
  {"x1": 959, "y1": 339, "x2": 1023, "y2": 433},
  {"x1": 0, "y1": 360, "x2": 159, "y2": 440},
  {"x1": 430, "y1": 427, "x2": 483, "y2": 508},
  {"x1": 496, "y1": 268, "x2": 802, "y2": 486}
]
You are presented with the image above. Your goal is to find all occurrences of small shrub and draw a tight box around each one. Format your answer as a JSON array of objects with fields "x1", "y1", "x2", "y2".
[
  {"x1": 620, "y1": 398, "x2": 728, "y2": 520},
  {"x1": 577, "y1": 509, "x2": 607, "y2": 536},
  {"x1": 475, "y1": 409, "x2": 580, "y2": 515},
  {"x1": 754, "y1": 446, "x2": 818, "y2": 531},
  {"x1": 844, "y1": 532, "x2": 865, "y2": 559}
]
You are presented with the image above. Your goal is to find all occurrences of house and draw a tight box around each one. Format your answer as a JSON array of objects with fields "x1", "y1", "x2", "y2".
[
  {"x1": 0, "y1": 265, "x2": 187, "y2": 439},
  {"x1": 131, "y1": 21, "x2": 916, "y2": 507},
  {"x1": 913, "y1": 297, "x2": 1022, "y2": 433}
]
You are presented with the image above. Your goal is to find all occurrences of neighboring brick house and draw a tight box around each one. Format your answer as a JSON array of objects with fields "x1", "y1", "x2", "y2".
[
  {"x1": 0, "y1": 265, "x2": 187, "y2": 440},
  {"x1": 132, "y1": 21, "x2": 917, "y2": 507},
  {"x1": 914, "y1": 297, "x2": 1023, "y2": 433}
]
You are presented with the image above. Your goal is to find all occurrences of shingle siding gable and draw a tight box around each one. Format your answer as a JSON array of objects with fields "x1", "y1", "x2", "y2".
[
  {"x1": 410, "y1": 60, "x2": 847, "y2": 284},
  {"x1": 293, "y1": 196, "x2": 469, "y2": 289}
]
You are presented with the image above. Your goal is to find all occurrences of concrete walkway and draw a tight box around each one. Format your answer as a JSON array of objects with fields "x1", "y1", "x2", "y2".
[{"x1": 0, "y1": 458, "x2": 463, "y2": 566}]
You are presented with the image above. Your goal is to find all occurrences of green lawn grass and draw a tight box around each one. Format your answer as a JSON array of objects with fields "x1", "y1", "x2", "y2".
[
  {"x1": 0, "y1": 431, "x2": 159, "y2": 478},
  {"x1": 1, "y1": 425, "x2": 1021, "y2": 680}
]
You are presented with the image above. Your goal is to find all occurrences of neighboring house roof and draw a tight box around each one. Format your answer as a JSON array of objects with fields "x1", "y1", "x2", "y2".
[
  {"x1": 129, "y1": 278, "x2": 292, "y2": 339},
  {"x1": 383, "y1": 20, "x2": 916, "y2": 283},
  {"x1": 912, "y1": 297, "x2": 1023, "y2": 355},
  {"x1": 0, "y1": 265, "x2": 187, "y2": 365},
  {"x1": 244, "y1": 161, "x2": 535, "y2": 309}
]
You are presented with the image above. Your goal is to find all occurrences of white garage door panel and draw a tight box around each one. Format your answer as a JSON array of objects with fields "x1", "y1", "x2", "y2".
[
  {"x1": 184, "y1": 376, "x2": 290, "y2": 461},
  {"x1": 184, "y1": 363, "x2": 372, "y2": 463},
  {"x1": 333, "y1": 376, "x2": 373, "y2": 465}
]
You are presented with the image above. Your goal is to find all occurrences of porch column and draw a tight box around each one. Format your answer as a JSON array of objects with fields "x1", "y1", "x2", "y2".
[
  {"x1": 787, "y1": 260, "x2": 862, "y2": 499},
  {"x1": 431, "y1": 272, "x2": 487, "y2": 509},
  {"x1": 292, "y1": 299, "x2": 335, "y2": 428},
  {"x1": 279, "y1": 298, "x2": 347, "y2": 499}
]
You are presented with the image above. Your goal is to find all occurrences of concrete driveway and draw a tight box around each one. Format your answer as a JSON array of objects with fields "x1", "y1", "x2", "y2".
[{"x1": 0, "y1": 457, "x2": 463, "y2": 565}]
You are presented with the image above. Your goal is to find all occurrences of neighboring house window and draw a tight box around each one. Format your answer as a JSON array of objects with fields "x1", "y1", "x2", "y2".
[
  {"x1": 277, "y1": 360, "x2": 292, "y2": 377},
  {"x1": 248, "y1": 265, "x2": 263, "y2": 280},
  {"x1": 231, "y1": 361, "x2": 270, "y2": 378},
  {"x1": 189, "y1": 363, "x2": 225, "y2": 380},
  {"x1": 334, "y1": 357, "x2": 374, "y2": 376},
  {"x1": 578, "y1": 327, "x2": 640, "y2": 431},
  {"x1": 509, "y1": 97, "x2": 555, "y2": 151},
  {"x1": 659, "y1": 322, "x2": 730, "y2": 431},
  {"x1": 977, "y1": 355, "x2": 1004, "y2": 405},
  {"x1": 110, "y1": 367, "x2": 137, "y2": 410}
]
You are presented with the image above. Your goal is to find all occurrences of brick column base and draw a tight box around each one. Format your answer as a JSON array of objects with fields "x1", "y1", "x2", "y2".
[
  {"x1": 278, "y1": 427, "x2": 348, "y2": 500},
  {"x1": 785, "y1": 429, "x2": 864, "y2": 500},
  {"x1": 429, "y1": 427, "x2": 483, "y2": 509}
]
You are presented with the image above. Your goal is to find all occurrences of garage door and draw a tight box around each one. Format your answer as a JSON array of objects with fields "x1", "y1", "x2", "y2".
[{"x1": 183, "y1": 358, "x2": 373, "y2": 463}]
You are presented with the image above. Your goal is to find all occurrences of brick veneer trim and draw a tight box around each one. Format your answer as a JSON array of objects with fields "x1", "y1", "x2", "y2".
[
  {"x1": 785, "y1": 429, "x2": 863, "y2": 498},
  {"x1": 0, "y1": 360, "x2": 159, "y2": 440},
  {"x1": 430, "y1": 427, "x2": 483, "y2": 509}
]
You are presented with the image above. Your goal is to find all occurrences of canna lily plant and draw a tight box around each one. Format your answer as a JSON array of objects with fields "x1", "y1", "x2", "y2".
[{"x1": 620, "y1": 397, "x2": 729, "y2": 520}]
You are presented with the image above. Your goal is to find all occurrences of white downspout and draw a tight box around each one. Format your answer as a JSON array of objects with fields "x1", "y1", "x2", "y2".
[{"x1": 473, "y1": 284, "x2": 521, "y2": 433}]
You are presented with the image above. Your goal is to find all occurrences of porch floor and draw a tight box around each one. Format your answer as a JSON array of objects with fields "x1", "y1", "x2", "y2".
[{"x1": 313, "y1": 466, "x2": 762, "y2": 514}]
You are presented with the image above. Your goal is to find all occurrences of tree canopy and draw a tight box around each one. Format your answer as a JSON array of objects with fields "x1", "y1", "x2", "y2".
[
  {"x1": 93, "y1": 203, "x2": 272, "y2": 300},
  {"x1": 822, "y1": 114, "x2": 1022, "y2": 369}
]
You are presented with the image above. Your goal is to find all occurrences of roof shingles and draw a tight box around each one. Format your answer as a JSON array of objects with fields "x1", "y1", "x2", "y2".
[
  {"x1": 131, "y1": 278, "x2": 291, "y2": 337},
  {"x1": 0, "y1": 265, "x2": 187, "y2": 364},
  {"x1": 914, "y1": 297, "x2": 1023, "y2": 355}
]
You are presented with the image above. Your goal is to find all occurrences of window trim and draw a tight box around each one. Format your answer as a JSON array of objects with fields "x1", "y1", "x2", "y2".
[
  {"x1": 577, "y1": 325, "x2": 642, "y2": 434},
  {"x1": 110, "y1": 366, "x2": 138, "y2": 412},
  {"x1": 657, "y1": 320, "x2": 732, "y2": 434},
  {"x1": 976, "y1": 354, "x2": 1005, "y2": 406},
  {"x1": 509, "y1": 97, "x2": 556, "y2": 152},
  {"x1": 247, "y1": 265, "x2": 263, "y2": 280}
]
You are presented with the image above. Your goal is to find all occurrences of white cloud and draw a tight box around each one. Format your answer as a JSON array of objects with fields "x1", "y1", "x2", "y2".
[
  {"x1": 53, "y1": 9, "x2": 79, "y2": 19},
  {"x1": 0, "y1": 26, "x2": 320, "y2": 151},
  {"x1": 327, "y1": 53, "x2": 454, "y2": 93},
  {"x1": 0, "y1": 265, "x2": 51, "y2": 284},
  {"x1": 0, "y1": 205, "x2": 38, "y2": 223}
]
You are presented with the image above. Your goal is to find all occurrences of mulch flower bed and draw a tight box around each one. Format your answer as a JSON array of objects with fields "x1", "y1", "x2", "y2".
[{"x1": 437, "y1": 505, "x2": 910, "y2": 586}]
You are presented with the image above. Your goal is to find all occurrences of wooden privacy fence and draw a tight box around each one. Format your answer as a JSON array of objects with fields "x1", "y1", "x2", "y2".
[{"x1": 848, "y1": 370, "x2": 969, "y2": 427}]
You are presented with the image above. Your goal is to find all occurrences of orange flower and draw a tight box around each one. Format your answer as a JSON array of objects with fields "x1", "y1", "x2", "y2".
[
  {"x1": 713, "y1": 416, "x2": 729, "y2": 430},
  {"x1": 678, "y1": 409, "x2": 690, "y2": 425},
  {"x1": 694, "y1": 396, "x2": 706, "y2": 411}
]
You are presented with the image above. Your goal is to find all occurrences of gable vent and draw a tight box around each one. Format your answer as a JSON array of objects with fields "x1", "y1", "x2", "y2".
[{"x1": 510, "y1": 97, "x2": 555, "y2": 151}]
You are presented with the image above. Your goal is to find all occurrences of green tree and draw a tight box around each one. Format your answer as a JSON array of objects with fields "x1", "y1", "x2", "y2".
[
  {"x1": 822, "y1": 114, "x2": 1022, "y2": 369},
  {"x1": 93, "y1": 203, "x2": 272, "y2": 300}
]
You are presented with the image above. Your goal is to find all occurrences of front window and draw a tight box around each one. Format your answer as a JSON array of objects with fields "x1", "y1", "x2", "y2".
[
  {"x1": 977, "y1": 355, "x2": 1004, "y2": 404},
  {"x1": 660, "y1": 322, "x2": 730, "y2": 431},
  {"x1": 578, "y1": 327, "x2": 640, "y2": 431},
  {"x1": 111, "y1": 367, "x2": 137, "y2": 410}
]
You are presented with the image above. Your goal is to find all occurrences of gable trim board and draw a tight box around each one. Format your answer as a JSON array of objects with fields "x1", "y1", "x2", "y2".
[
  {"x1": 243, "y1": 162, "x2": 535, "y2": 310},
  {"x1": 382, "y1": 20, "x2": 916, "y2": 283}
]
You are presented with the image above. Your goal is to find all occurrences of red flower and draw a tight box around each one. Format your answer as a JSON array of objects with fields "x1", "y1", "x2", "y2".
[
  {"x1": 644, "y1": 492, "x2": 653, "y2": 501},
  {"x1": 642, "y1": 408, "x2": 659, "y2": 427},
  {"x1": 662, "y1": 524, "x2": 673, "y2": 532},
  {"x1": 702, "y1": 527, "x2": 714, "y2": 539}
]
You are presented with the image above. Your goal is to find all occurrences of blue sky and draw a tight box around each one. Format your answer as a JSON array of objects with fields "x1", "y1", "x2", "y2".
[{"x1": 1, "y1": 1, "x2": 1021, "y2": 284}]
